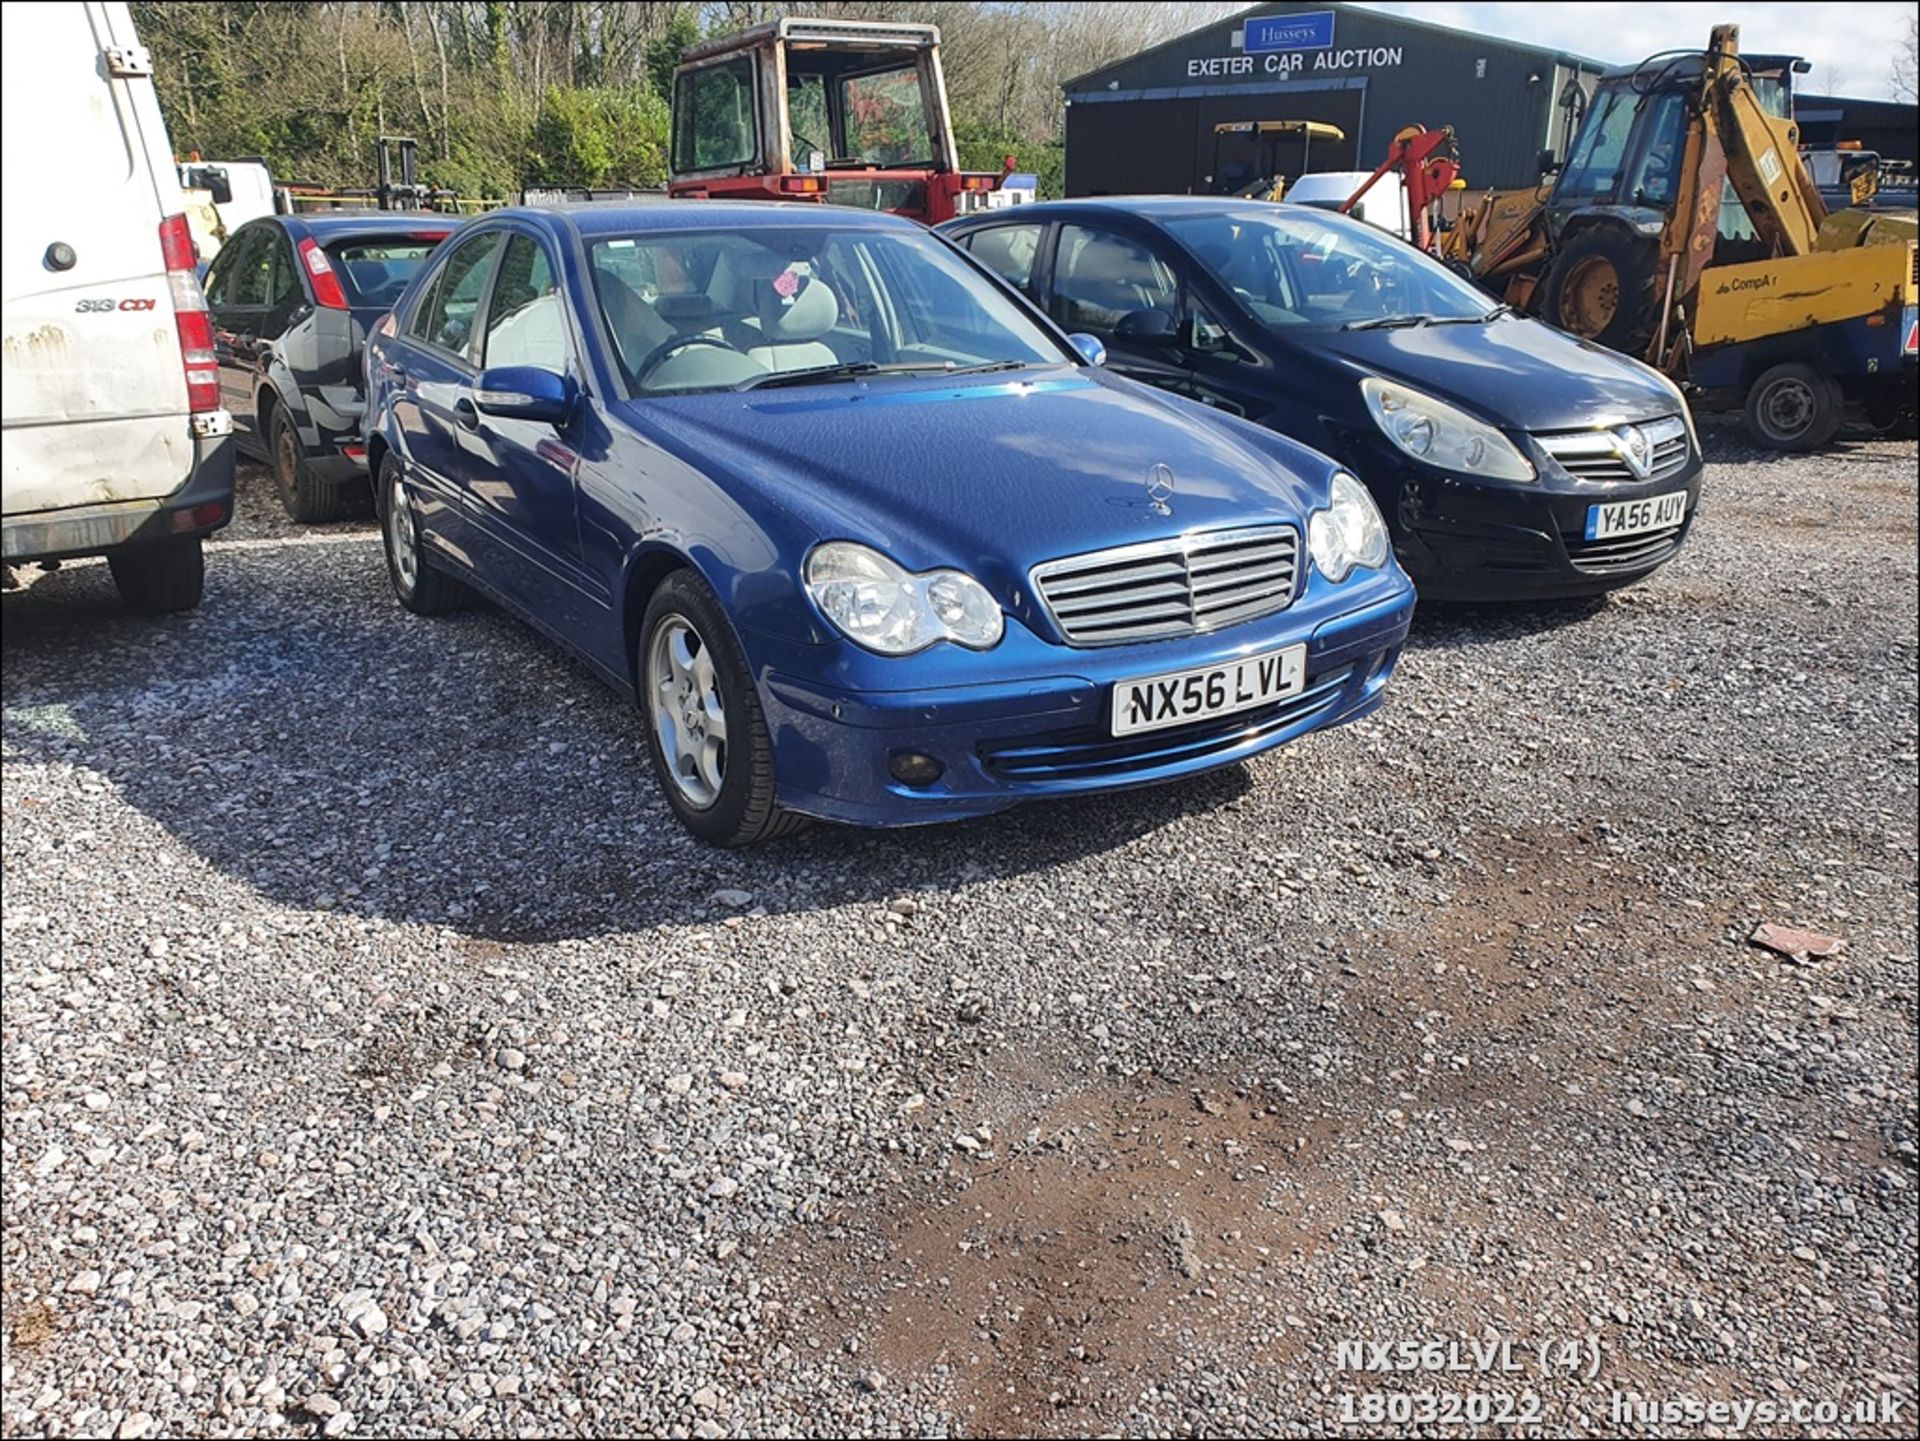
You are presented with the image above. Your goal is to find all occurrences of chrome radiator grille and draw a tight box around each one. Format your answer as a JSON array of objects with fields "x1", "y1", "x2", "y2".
[
  {"x1": 1536, "y1": 414, "x2": 1691, "y2": 484},
  {"x1": 1030, "y1": 524, "x2": 1301, "y2": 647}
]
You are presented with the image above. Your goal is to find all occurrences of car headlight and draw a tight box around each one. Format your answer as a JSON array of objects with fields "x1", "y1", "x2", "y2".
[
  {"x1": 805, "y1": 541, "x2": 1004, "y2": 655},
  {"x1": 1361, "y1": 376, "x2": 1535, "y2": 482},
  {"x1": 1647, "y1": 365, "x2": 1700, "y2": 453},
  {"x1": 1308, "y1": 472, "x2": 1392, "y2": 583}
]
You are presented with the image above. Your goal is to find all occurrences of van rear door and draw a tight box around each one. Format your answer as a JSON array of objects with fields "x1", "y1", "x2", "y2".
[{"x1": 1, "y1": 1, "x2": 197, "y2": 517}]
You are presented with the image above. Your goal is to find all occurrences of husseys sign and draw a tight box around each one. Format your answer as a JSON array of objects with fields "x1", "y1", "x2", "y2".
[{"x1": 1186, "y1": 11, "x2": 1405, "y2": 80}]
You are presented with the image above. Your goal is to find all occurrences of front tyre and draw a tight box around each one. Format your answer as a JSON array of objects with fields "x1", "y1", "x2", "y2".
[
  {"x1": 640, "y1": 570, "x2": 806, "y2": 847},
  {"x1": 379, "y1": 457, "x2": 469, "y2": 614},
  {"x1": 109, "y1": 536, "x2": 204, "y2": 614}
]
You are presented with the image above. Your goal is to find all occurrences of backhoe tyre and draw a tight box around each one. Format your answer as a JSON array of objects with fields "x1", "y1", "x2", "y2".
[
  {"x1": 1742, "y1": 363, "x2": 1843, "y2": 452},
  {"x1": 109, "y1": 536, "x2": 205, "y2": 614},
  {"x1": 1540, "y1": 228, "x2": 1661, "y2": 356}
]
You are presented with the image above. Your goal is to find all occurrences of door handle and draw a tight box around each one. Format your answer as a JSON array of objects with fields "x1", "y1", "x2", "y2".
[{"x1": 454, "y1": 397, "x2": 479, "y2": 431}]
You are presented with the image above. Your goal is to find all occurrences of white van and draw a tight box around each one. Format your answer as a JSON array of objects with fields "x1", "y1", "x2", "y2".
[
  {"x1": 2, "y1": 0, "x2": 235, "y2": 612},
  {"x1": 1283, "y1": 172, "x2": 1412, "y2": 240}
]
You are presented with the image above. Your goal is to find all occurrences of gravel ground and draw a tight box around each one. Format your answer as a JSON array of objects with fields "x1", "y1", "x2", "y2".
[{"x1": 3, "y1": 423, "x2": 1915, "y2": 1438}]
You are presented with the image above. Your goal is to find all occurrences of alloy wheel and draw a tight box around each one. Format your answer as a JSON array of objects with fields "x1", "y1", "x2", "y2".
[
  {"x1": 647, "y1": 615, "x2": 728, "y2": 809},
  {"x1": 387, "y1": 473, "x2": 418, "y2": 590}
]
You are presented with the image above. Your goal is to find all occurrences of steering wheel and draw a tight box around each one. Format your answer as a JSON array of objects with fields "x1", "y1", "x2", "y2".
[{"x1": 631, "y1": 334, "x2": 742, "y2": 387}]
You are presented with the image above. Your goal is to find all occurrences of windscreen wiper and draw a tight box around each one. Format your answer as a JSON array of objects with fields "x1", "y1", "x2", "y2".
[
  {"x1": 1429, "y1": 304, "x2": 1516, "y2": 326},
  {"x1": 941, "y1": 360, "x2": 1038, "y2": 376},
  {"x1": 735, "y1": 360, "x2": 946, "y2": 392},
  {"x1": 1342, "y1": 314, "x2": 1433, "y2": 331}
]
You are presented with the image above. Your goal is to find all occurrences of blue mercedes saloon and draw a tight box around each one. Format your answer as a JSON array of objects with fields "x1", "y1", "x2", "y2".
[{"x1": 363, "y1": 203, "x2": 1415, "y2": 845}]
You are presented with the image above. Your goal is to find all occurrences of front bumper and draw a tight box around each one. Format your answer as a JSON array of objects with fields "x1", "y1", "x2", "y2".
[
  {"x1": 3, "y1": 419, "x2": 235, "y2": 564},
  {"x1": 752, "y1": 572, "x2": 1415, "y2": 826},
  {"x1": 1380, "y1": 445, "x2": 1705, "y2": 603}
]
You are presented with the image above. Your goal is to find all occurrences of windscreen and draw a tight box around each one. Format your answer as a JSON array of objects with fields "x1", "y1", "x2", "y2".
[
  {"x1": 1163, "y1": 207, "x2": 1499, "y2": 330},
  {"x1": 588, "y1": 224, "x2": 1067, "y2": 395},
  {"x1": 325, "y1": 236, "x2": 448, "y2": 308}
]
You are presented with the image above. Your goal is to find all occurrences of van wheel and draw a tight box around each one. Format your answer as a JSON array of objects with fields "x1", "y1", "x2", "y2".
[
  {"x1": 271, "y1": 408, "x2": 351, "y2": 523},
  {"x1": 1743, "y1": 363, "x2": 1842, "y2": 452},
  {"x1": 380, "y1": 457, "x2": 469, "y2": 615},
  {"x1": 110, "y1": 537, "x2": 204, "y2": 614},
  {"x1": 639, "y1": 570, "x2": 808, "y2": 847}
]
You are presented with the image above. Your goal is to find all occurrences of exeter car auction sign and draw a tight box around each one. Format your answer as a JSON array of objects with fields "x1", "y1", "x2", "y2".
[{"x1": 1187, "y1": 10, "x2": 1405, "y2": 80}]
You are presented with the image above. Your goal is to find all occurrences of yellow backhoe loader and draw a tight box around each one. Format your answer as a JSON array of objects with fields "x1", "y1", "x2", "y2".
[{"x1": 1447, "y1": 25, "x2": 1916, "y2": 449}]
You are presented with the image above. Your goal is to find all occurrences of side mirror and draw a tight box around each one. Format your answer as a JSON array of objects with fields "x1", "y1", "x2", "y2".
[
  {"x1": 473, "y1": 365, "x2": 575, "y2": 423},
  {"x1": 1537, "y1": 148, "x2": 1560, "y2": 176},
  {"x1": 209, "y1": 175, "x2": 234, "y2": 206},
  {"x1": 1114, "y1": 308, "x2": 1179, "y2": 344},
  {"x1": 1066, "y1": 332, "x2": 1107, "y2": 367}
]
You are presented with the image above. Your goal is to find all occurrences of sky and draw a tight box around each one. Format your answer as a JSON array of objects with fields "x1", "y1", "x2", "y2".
[{"x1": 1349, "y1": 1, "x2": 1916, "y2": 101}]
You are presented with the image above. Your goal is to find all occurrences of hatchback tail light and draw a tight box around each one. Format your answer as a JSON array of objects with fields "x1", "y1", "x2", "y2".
[
  {"x1": 297, "y1": 237, "x2": 351, "y2": 310},
  {"x1": 158, "y1": 213, "x2": 220, "y2": 414}
]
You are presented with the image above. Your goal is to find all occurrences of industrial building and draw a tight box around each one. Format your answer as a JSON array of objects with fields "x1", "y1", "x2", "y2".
[{"x1": 1062, "y1": 3, "x2": 1607, "y2": 197}]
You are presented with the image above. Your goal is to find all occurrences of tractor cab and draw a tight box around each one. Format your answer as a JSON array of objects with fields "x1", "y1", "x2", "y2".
[
  {"x1": 667, "y1": 17, "x2": 1012, "y2": 224},
  {"x1": 1544, "y1": 52, "x2": 1806, "y2": 254}
]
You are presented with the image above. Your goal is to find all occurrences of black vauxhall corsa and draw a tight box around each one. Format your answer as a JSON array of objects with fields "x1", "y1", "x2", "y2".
[
  {"x1": 942, "y1": 198, "x2": 1705, "y2": 600},
  {"x1": 203, "y1": 211, "x2": 460, "y2": 521}
]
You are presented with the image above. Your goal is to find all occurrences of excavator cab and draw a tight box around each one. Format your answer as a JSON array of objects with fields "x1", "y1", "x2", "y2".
[{"x1": 666, "y1": 17, "x2": 1011, "y2": 224}]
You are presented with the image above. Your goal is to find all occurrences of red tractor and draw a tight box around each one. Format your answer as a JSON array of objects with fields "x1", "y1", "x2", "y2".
[{"x1": 666, "y1": 17, "x2": 1019, "y2": 225}]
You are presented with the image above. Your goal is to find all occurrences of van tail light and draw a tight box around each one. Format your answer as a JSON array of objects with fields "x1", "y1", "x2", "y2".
[
  {"x1": 298, "y1": 237, "x2": 351, "y2": 310},
  {"x1": 159, "y1": 213, "x2": 220, "y2": 414}
]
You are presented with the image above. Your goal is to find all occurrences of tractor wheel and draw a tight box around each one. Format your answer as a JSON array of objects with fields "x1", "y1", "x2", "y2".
[{"x1": 1541, "y1": 228, "x2": 1662, "y2": 356}]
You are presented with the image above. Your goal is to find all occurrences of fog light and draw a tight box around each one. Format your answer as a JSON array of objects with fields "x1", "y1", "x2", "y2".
[{"x1": 888, "y1": 751, "x2": 945, "y2": 786}]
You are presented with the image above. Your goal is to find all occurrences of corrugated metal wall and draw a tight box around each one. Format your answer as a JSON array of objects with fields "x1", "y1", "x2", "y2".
[{"x1": 1064, "y1": 1, "x2": 1600, "y2": 196}]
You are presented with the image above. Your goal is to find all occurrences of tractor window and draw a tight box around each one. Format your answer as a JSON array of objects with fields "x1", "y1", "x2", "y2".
[
  {"x1": 840, "y1": 65, "x2": 932, "y2": 167},
  {"x1": 787, "y1": 73, "x2": 831, "y2": 169},
  {"x1": 674, "y1": 58, "x2": 757, "y2": 172},
  {"x1": 1557, "y1": 86, "x2": 1639, "y2": 200},
  {"x1": 1620, "y1": 92, "x2": 1687, "y2": 207}
]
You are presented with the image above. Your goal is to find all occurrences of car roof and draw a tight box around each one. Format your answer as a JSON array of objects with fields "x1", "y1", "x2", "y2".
[
  {"x1": 280, "y1": 211, "x2": 464, "y2": 239},
  {"x1": 485, "y1": 200, "x2": 928, "y2": 241},
  {"x1": 947, "y1": 196, "x2": 1329, "y2": 227}
]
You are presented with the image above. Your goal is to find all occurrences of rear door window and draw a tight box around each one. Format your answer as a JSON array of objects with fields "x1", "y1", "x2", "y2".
[
  {"x1": 325, "y1": 235, "x2": 447, "y2": 309},
  {"x1": 203, "y1": 229, "x2": 265, "y2": 308},
  {"x1": 224, "y1": 228, "x2": 291, "y2": 308},
  {"x1": 1051, "y1": 224, "x2": 1177, "y2": 335},
  {"x1": 413, "y1": 231, "x2": 503, "y2": 361},
  {"x1": 483, "y1": 235, "x2": 570, "y2": 372}
]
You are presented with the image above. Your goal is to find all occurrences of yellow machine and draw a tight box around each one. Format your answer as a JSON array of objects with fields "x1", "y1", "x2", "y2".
[
  {"x1": 1207, "y1": 120, "x2": 1347, "y2": 202},
  {"x1": 1447, "y1": 25, "x2": 1916, "y2": 448}
]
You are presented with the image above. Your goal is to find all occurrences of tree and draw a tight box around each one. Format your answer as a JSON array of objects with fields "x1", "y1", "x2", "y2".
[{"x1": 1895, "y1": 12, "x2": 1918, "y2": 104}]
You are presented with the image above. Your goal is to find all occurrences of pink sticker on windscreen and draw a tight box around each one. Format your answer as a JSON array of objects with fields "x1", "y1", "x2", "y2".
[{"x1": 772, "y1": 268, "x2": 800, "y2": 299}]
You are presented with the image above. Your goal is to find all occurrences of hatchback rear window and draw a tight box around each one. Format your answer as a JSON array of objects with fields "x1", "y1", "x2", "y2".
[{"x1": 324, "y1": 236, "x2": 450, "y2": 307}]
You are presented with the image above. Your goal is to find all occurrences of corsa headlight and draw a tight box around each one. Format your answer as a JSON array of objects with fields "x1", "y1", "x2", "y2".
[
  {"x1": 1308, "y1": 472, "x2": 1392, "y2": 583},
  {"x1": 805, "y1": 541, "x2": 1004, "y2": 655},
  {"x1": 1361, "y1": 376, "x2": 1535, "y2": 482},
  {"x1": 1646, "y1": 364, "x2": 1700, "y2": 453}
]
